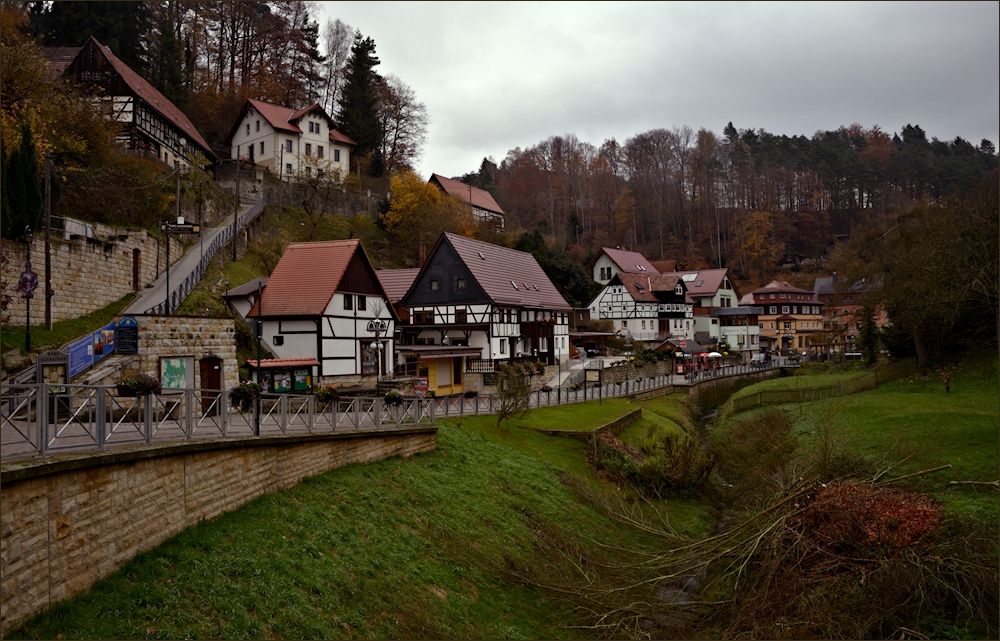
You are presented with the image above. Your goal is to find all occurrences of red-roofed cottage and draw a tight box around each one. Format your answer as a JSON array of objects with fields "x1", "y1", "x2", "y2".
[
  {"x1": 428, "y1": 174, "x2": 505, "y2": 228},
  {"x1": 587, "y1": 247, "x2": 659, "y2": 285},
  {"x1": 64, "y1": 37, "x2": 217, "y2": 166},
  {"x1": 396, "y1": 233, "x2": 572, "y2": 395},
  {"x1": 247, "y1": 240, "x2": 397, "y2": 389},
  {"x1": 226, "y1": 99, "x2": 356, "y2": 182}
]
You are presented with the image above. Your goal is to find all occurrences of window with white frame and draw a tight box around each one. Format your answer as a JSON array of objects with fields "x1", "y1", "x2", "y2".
[
  {"x1": 334, "y1": 149, "x2": 340, "y2": 162},
  {"x1": 770, "y1": 306, "x2": 777, "y2": 314},
  {"x1": 782, "y1": 306, "x2": 790, "y2": 314}
]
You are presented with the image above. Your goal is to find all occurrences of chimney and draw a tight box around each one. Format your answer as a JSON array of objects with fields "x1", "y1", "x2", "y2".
[
  {"x1": 418, "y1": 239, "x2": 427, "y2": 268},
  {"x1": 832, "y1": 271, "x2": 838, "y2": 284}
]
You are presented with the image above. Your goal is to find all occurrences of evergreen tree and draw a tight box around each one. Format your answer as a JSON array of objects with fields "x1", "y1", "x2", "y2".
[
  {"x1": 150, "y1": 14, "x2": 186, "y2": 110},
  {"x1": 336, "y1": 32, "x2": 383, "y2": 160},
  {"x1": 1, "y1": 124, "x2": 42, "y2": 238},
  {"x1": 32, "y1": 1, "x2": 151, "y2": 73}
]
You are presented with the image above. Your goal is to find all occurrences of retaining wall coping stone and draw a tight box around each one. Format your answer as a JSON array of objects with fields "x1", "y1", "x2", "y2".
[{"x1": 1, "y1": 426, "x2": 437, "y2": 484}]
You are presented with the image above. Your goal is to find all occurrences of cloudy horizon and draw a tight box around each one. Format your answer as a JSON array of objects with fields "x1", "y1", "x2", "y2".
[{"x1": 316, "y1": 1, "x2": 999, "y2": 178}]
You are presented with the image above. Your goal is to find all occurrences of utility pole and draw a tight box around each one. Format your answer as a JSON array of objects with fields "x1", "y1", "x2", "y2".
[
  {"x1": 44, "y1": 155, "x2": 52, "y2": 330},
  {"x1": 233, "y1": 149, "x2": 240, "y2": 261},
  {"x1": 255, "y1": 280, "x2": 262, "y2": 436}
]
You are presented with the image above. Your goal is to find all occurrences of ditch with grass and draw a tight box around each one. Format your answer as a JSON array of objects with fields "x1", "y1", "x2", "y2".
[{"x1": 7, "y1": 358, "x2": 996, "y2": 639}]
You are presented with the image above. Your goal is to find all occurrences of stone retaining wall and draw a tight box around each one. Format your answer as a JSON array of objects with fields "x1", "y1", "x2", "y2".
[
  {"x1": 2, "y1": 225, "x2": 185, "y2": 325},
  {"x1": 0, "y1": 428, "x2": 437, "y2": 635}
]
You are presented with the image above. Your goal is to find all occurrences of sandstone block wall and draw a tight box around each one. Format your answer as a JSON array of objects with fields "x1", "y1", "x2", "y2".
[
  {"x1": 0, "y1": 429, "x2": 437, "y2": 635},
  {"x1": 2, "y1": 226, "x2": 185, "y2": 326},
  {"x1": 128, "y1": 316, "x2": 238, "y2": 391}
]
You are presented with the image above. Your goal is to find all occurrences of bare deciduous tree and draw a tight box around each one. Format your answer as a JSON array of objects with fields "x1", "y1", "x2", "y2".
[{"x1": 376, "y1": 74, "x2": 428, "y2": 173}]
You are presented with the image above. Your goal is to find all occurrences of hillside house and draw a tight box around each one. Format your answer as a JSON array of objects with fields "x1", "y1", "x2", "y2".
[
  {"x1": 747, "y1": 280, "x2": 825, "y2": 354},
  {"x1": 662, "y1": 268, "x2": 747, "y2": 352},
  {"x1": 61, "y1": 37, "x2": 216, "y2": 166},
  {"x1": 812, "y1": 274, "x2": 887, "y2": 356},
  {"x1": 226, "y1": 99, "x2": 355, "y2": 181},
  {"x1": 395, "y1": 233, "x2": 572, "y2": 395},
  {"x1": 247, "y1": 240, "x2": 397, "y2": 388},
  {"x1": 587, "y1": 247, "x2": 659, "y2": 286},
  {"x1": 428, "y1": 174, "x2": 505, "y2": 228},
  {"x1": 586, "y1": 273, "x2": 693, "y2": 343}
]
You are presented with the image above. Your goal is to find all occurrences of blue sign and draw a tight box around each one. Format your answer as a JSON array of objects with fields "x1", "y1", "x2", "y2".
[
  {"x1": 117, "y1": 316, "x2": 139, "y2": 355},
  {"x1": 68, "y1": 321, "x2": 117, "y2": 378}
]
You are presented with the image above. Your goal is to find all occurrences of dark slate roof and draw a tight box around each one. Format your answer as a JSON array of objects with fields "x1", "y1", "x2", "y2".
[
  {"x1": 377, "y1": 268, "x2": 420, "y2": 304},
  {"x1": 712, "y1": 306, "x2": 763, "y2": 316},
  {"x1": 429, "y1": 174, "x2": 505, "y2": 215},
  {"x1": 441, "y1": 233, "x2": 571, "y2": 310},
  {"x1": 224, "y1": 277, "x2": 269, "y2": 299}
]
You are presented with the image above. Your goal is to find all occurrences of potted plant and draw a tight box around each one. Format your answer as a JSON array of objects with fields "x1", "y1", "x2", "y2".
[
  {"x1": 229, "y1": 381, "x2": 261, "y2": 412},
  {"x1": 463, "y1": 389, "x2": 478, "y2": 399},
  {"x1": 116, "y1": 373, "x2": 160, "y2": 397},
  {"x1": 384, "y1": 389, "x2": 404, "y2": 406},
  {"x1": 315, "y1": 385, "x2": 340, "y2": 411}
]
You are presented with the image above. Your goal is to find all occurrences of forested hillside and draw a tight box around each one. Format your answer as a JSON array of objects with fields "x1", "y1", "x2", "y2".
[{"x1": 460, "y1": 125, "x2": 997, "y2": 281}]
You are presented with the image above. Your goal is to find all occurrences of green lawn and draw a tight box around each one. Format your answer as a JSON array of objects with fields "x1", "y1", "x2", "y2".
[
  {"x1": 619, "y1": 393, "x2": 694, "y2": 447},
  {"x1": 7, "y1": 421, "x2": 710, "y2": 640},
  {"x1": 511, "y1": 397, "x2": 636, "y2": 432}
]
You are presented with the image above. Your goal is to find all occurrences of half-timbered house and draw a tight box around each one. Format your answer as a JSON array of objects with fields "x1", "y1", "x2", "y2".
[
  {"x1": 586, "y1": 273, "x2": 693, "y2": 343},
  {"x1": 395, "y1": 233, "x2": 572, "y2": 394},
  {"x1": 428, "y1": 174, "x2": 505, "y2": 228},
  {"x1": 62, "y1": 37, "x2": 216, "y2": 166},
  {"x1": 247, "y1": 240, "x2": 397, "y2": 387}
]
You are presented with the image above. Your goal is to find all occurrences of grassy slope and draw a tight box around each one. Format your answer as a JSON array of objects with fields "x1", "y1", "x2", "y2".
[
  {"x1": 723, "y1": 361, "x2": 998, "y2": 524},
  {"x1": 1, "y1": 293, "x2": 137, "y2": 356},
  {"x1": 8, "y1": 418, "x2": 713, "y2": 640}
]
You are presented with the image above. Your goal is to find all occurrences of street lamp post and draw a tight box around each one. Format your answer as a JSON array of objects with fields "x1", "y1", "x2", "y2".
[{"x1": 18, "y1": 227, "x2": 38, "y2": 352}]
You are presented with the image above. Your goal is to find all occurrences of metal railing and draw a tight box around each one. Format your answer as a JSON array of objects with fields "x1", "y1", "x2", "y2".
[
  {"x1": 1, "y1": 382, "x2": 434, "y2": 463},
  {"x1": 143, "y1": 197, "x2": 268, "y2": 315}
]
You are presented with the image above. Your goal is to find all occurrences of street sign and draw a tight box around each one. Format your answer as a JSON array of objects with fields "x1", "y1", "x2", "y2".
[{"x1": 161, "y1": 223, "x2": 200, "y2": 234}]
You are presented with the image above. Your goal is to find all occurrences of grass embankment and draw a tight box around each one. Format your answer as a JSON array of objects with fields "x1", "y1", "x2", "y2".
[
  {"x1": 718, "y1": 360, "x2": 998, "y2": 524},
  {"x1": 8, "y1": 411, "x2": 714, "y2": 640},
  {"x1": 1, "y1": 292, "x2": 137, "y2": 357}
]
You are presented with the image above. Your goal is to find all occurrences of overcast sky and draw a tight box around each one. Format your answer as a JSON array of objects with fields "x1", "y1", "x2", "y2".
[{"x1": 315, "y1": 1, "x2": 999, "y2": 179}]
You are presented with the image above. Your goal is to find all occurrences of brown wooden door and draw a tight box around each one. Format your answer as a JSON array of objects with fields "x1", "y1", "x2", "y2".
[
  {"x1": 199, "y1": 357, "x2": 222, "y2": 416},
  {"x1": 132, "y1": 249, "x2": 141, "y2": 291}
]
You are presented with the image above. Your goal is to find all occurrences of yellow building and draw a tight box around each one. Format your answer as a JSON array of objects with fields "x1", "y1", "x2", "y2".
[{"x1": 748, "y1": 280, "x2": 825, "y2": 353}]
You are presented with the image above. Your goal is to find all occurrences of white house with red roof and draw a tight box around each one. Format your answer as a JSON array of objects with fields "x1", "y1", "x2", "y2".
[
  {"x1": 226, "y1": 99, "x2": 356, "y2": 182},
  {"x1": 587, "y1": 247, "x2": 659, "y2": 286},
  {"x1": 428, "y1": 174, "x2": 505, "y2": 229},
  {"x1": 63, "y1": 37, "x2": 216, "y2": 166},
  {"x1": 246, "y1": 240, "x2": 397, "y2": 389},
  {"x1": 395, "y1": 233, "x2": 572, "y2": 395}
]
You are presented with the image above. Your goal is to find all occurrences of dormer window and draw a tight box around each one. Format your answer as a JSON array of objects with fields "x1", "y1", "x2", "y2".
[{"x1": 675, "y1": 285, "x2": 683, "y2": 294}]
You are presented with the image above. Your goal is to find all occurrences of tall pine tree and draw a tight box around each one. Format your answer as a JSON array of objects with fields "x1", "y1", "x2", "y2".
[{"x1": 336, "y1": 32, "x2": 383, "y2": 166}]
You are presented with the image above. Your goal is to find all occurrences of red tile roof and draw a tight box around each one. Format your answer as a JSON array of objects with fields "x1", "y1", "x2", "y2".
[
  {"x1": 85, "y1": 38, "x2": 215, "y2": 159},
  {"x1": 751, "y1": 279, "x2": 816, "y2": 297},
  {"x1": 429, "y1": 174, "x2": 505, "y2": 215},
  {"x1": 440, "y1": 233, "x2": 571, "y2": 310},
  {"x1": 615, "y1": 273, "x2": 683, "y2": 302},
  {"x1": 590, "y1": 247, "x2": 659, "y2": 274},
  {"x1": 377, "y1": 268, "x2": 420, "y2": 304},
  {"x1": 649, "y1": 259, "x2": 677, "y2": 273},
  {"x1": 231, "y1": 99, "x2": 356, "y2": 146},
  {"x1": 251, "y1": 240, "x2": 361, "y2": 317},
  {"x1": 663, "y1": 268, "x2": 735, "y2": 299},
  {"x1": 41, "y1": 46, "x2": 81, "y2": 79}
]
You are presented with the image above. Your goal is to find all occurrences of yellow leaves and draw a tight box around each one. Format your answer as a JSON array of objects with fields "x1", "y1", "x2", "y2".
[{"x1": 383, "y1": 171, "x2": 442, "y2": 232}]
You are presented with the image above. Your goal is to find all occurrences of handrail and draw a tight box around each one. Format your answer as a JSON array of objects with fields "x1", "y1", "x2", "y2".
[{"x1": 143, "y1": 196, "x2": 268, "y2": 315}]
